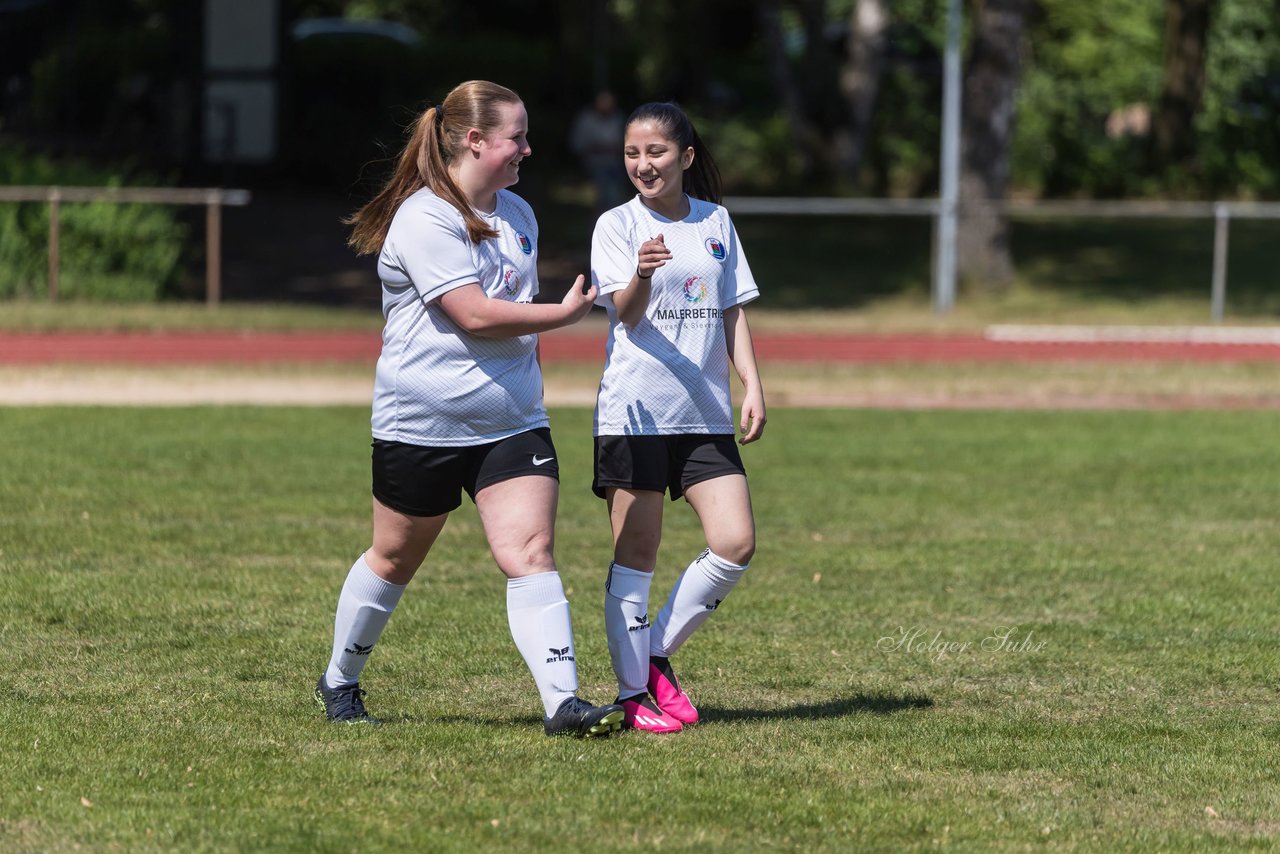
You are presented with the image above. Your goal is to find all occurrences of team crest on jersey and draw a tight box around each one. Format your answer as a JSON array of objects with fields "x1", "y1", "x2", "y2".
[
  {"x1": 503, "y1": 268, "x2": 521, "y2": 295},
  {"x1": 516, "y1": 232, "x2": 532, "y2": 255},
  {"x1": 683, "y1": 276, "x2": 708, "y2": 304},
  {"x1": 705, "y1": 237, "x2": 726, "y2": 260}
]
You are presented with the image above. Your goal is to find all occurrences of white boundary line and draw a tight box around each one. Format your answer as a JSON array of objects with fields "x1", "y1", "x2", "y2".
[{"x1": 985, "y1": 325, "x2": 1280, "y2": 345}]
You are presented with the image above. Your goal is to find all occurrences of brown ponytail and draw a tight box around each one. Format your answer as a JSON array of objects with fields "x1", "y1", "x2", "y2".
[{"x1": 345, "y1": 80, "x2": 522, "y2": 254}]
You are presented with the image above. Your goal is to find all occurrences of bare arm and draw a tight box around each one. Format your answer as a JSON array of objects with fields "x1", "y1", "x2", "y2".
[
  {"x1": 723, "y1": 304, "x2": 767, "y2": 444},
  {"x1": 612, "y1": 234, "x2": 671, "y2": 328},
  {"x1": 437, "y1": 275, "x2": 597, "y2": 338}
]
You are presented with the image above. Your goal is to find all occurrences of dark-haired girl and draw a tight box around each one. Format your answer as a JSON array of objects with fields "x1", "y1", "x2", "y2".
[{"x1": 590, "y1": 102, "x2": 766, "y2": 733}]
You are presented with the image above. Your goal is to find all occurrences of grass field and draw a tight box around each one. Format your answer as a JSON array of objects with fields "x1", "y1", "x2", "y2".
[{"x1": 3, "y1": 406, "x2": 1279, "y2": 850}]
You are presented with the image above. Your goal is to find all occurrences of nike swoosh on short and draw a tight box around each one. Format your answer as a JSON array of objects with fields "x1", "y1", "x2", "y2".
[{"x1": 532, "y1": 455, "x2": 555, "y2": 466}]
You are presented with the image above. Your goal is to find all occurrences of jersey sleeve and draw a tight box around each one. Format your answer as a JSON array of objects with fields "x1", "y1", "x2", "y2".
[
  {"x1": 378, "y1": 197, "x2": 479, "y2": 304},
  {"x1": 590, "y1": 210, "x2": 637, "y2": 305},
  {"x1": 721, "y1": 211, "x2": 760, "y2": 308}
]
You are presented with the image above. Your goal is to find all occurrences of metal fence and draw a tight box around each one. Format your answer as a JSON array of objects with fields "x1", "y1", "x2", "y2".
[
  {"x1": 0, "y1": 186, "x2": 252, "y2": 306},
  {"x1": 2, "y1": 188, "x2": 1276, "y2": 318},
  {"x1": 725, "y1": 196, "x2": 1280, "y2": 321}
]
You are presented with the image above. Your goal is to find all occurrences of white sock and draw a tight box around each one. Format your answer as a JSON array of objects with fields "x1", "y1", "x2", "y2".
[
  {"x1": 604, "y1": 562, "x2": 653, "y2": 699},
  {"x1": 324, "y1": 555, "x2": 407, "y2": 689},
  {"x1": 507, "y1": 571, "x2": 579, "y2": 718},
  {"x1": 650, "y1": 548, "x2": 749, "y2": 657}
]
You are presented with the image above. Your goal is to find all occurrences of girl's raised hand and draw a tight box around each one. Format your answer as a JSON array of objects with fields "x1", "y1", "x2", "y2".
[{"x1": 637, "y1": 233, "x2": 672, "y2": 280}]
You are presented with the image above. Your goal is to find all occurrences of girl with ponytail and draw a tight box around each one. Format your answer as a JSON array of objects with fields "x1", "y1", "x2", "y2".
[
  {"x1": 316, "y1": 80, "x2": 624, "y2": 739},
  {"x1": 589, "y1": 102, "x2": 767, "y2": 734}
]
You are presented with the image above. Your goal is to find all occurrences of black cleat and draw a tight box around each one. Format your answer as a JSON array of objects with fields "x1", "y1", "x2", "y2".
[
  {"x1": 314, "y1": 677, "x2": 378, "y2": 725},
  {"x1": 543, "y1": 696, "x2": 625, "y2": 737}
]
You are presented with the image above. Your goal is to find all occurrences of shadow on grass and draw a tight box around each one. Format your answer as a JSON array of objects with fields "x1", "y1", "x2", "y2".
[
  {"x1": 700, "y1": 691, "x2": 933, "y2": 723},
  {"x1": 423, "y1": 691, "x2": 933, "y2": 729}
]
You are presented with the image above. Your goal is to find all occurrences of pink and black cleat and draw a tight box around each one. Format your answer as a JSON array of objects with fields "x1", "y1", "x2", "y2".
[
  {"x1": 648, "y1": 656, "x2": 699, "y2": 725},
  {"x1": 618, "y1": 692, "x2": 683, "y2": 734}
]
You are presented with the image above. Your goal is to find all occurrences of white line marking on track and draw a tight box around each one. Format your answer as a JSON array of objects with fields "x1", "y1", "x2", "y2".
[{"x1": 985, "y1": 325, "x2": 1280, "y2": 345}]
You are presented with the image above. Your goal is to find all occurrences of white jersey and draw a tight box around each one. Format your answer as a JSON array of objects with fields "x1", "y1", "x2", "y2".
[
  {"x1": 370, "y1": 187, "x2": 548, "y2": 446},
  {"x1": 590, "y1": 195, "x2": 759, "y2": 436}
]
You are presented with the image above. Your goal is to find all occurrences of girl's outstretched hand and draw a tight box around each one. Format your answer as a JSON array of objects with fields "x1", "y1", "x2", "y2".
[{"x1": 561, "y1": 274, "x2": 597, "y2": 323}]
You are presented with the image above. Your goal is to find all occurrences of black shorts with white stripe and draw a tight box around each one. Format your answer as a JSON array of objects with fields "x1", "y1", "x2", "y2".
[{"x1": 372, "y1": 428, "x2": 558, "y2": 517}]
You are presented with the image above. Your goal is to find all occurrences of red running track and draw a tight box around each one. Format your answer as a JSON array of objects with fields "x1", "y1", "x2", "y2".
[{"x1": 1, "y1": 331, "x2": 1279, "y2": 364}]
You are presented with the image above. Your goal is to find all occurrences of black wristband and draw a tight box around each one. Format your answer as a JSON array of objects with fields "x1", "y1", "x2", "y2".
[{"x1": 637, "y1": 267, "x2": 652, "y2": 280}]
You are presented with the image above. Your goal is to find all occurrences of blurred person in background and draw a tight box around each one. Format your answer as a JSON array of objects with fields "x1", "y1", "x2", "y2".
[{"x1": 570, "y1": 90, "x2": 627, "y2": 214}]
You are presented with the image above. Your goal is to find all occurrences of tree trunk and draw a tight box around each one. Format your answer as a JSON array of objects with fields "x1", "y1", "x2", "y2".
[
  {"x1": 958, "y1": 0, "x2": 1032, "y2": 291},
  {"x1": 836, "y1": 0, "x2": 888, "y2": 184},
  {"x1": 1152, "y1": 0, "x2": 1215, "y2": 165}
]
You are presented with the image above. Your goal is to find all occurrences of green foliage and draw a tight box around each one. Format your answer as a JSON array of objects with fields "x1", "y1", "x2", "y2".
[
  {"x1": 0, "y1": 201, "x2": 45, "y2": 298},
  {"x1": 1013, "y1": 0, "x2": 1164, "y2": 197},
  {"x1": 838, "y1": 0, "x2": 1280, "y2": 199},
  {"x1": 866, "y1": 61, "x2": 942, "y2": 197},
  {"x1": 10, "y1": 0, "x2": 1280, "y2": 209},
  {"x1": 1198, "y1": 0, "x2": 1280, "y2": 196},
  {"x1": 275, "y1": 1, "x2": 1280, "y2": 201},
  {"x1": 0, "y1": 148, "x2": 187, "y2": 301},
  {"x1": 2, "y1": 406, "x2": 1280, "y2": 848},
  {"x1": 861, "y1": 0, "x2": 946, "y2": 196},
  {"x1": 1013, "y1": 0, "x2": 1280, "y2": 198},
  {"x1": 690, "y1": 112, "x2": 808, "y2": 194}
]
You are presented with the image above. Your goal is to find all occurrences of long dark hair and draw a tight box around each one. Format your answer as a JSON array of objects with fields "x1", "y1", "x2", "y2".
[
  {"x1": 345, "y1": 80, "x2": 522, "y2": 254},
  {"x1": 626, "y1": 102, "x2": 722, "y2": 205}
]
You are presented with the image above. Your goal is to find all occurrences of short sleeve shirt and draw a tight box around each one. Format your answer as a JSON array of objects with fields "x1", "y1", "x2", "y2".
[
  {"x1": 590, "y1": 195, "x2": 759, "y2": 436},
  {"x1": 371, "y1": 187, "x2": 547, "y2": 446}
]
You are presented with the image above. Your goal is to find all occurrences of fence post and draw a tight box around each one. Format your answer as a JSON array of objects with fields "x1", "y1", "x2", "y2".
[
  {"x1": 206, "y1": 190, "x2": 221, "y2": 307},
  {"x1": 48, "y1": 186, "x2": 61, "y2": 301},
  {"x1": 933, "y1": 0, "x2": 962, "y2": 314},
  {"x1": 1210, "y1": 202, "x2": 1229, "y2": 323}
]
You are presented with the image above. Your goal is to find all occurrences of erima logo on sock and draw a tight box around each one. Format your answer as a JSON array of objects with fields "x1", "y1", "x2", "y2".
[
  {"x1": 546, "y1": 646, "x2": 575, "y2": 663},
  {"x1": 629, "y1": 614, "x2": 650, "y2": 631},
  {"x1": 704, "y1": 599, "x2": 722, "y2": 611},
  {"x1": 344, "y1": 642, "x2": 374, "y2": 656}
]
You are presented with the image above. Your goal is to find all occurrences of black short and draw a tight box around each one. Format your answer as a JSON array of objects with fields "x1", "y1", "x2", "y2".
[
  {"x1": 592, "y1": 433, "x2": 745, "y2": 501},
  {"x1": 372, "y1": 428, "x2": 559, "y2": 517}
]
